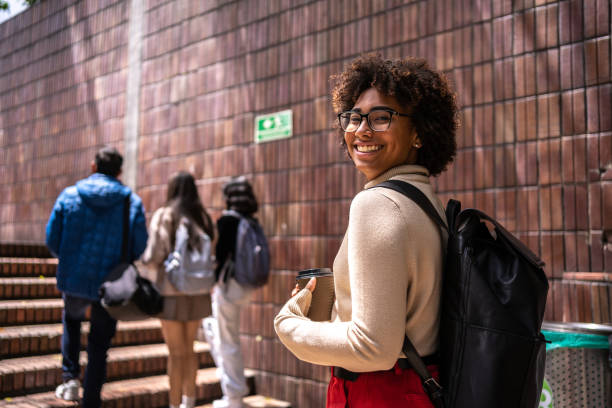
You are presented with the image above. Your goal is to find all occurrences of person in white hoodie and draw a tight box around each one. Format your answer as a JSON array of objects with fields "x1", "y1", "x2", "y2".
[{"x1": 204, "y1": 177, "x2": 260, "y2": 408}]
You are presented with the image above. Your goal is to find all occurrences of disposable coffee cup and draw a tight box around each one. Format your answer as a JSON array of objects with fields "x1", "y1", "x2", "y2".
[{"x1": 296, "y1": 268, "x2": 335, "y2": 322}]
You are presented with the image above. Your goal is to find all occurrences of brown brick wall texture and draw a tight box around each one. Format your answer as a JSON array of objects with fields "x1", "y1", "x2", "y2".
[{"x1": 1, "y1": 0, "x2": 611, "y2": 405}]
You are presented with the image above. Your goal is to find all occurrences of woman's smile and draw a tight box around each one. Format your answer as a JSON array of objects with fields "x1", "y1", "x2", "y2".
[{"x1": 354, "y1": 144, "x2": 383, "y2": 153}]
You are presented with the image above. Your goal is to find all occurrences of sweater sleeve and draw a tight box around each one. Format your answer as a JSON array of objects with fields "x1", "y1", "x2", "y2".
[
  {"x1": 141, "y1": 207, "x2": 173, "y2": 267},
  {"x1": 274, "y1": 190, "x2": 412, "y2": 371}
]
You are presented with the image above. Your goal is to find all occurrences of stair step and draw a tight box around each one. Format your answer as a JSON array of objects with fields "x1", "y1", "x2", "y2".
[
  {"x1": 0, "y1": 278, "x2": 59, "y2": 299},
  {"x1": 198, "y1": 395, "x2": 292, "y2": 408},
  {"x1": 0, "y1": 244, "x2": 52, "y2": 259},
  {"x1": 0, "y1": 319, "x2": 163, "y2": 359},
  {"x1": 0, "y1": 367, "x2": 280, "y2": 408},
  {"x1": 0, "y1": 299, "x2": 63, "y2": 326},
  {"x1": 0, "y1": 341, "x2": 214, "y2": 396},
  {"x1": 0, "y1": 258, "x2": 57, "y2": 278},
  {"x1": 0, "y1": 248, "x2": 288, "y2": 406},
  {"x1": 0, "y1": 367, "x2": 261, "y2": 407}
]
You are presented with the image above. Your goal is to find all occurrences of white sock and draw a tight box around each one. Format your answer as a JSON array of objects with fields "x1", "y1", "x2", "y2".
[{"x1": 181, "y1": 395, "x2": 196, "y2": 408}]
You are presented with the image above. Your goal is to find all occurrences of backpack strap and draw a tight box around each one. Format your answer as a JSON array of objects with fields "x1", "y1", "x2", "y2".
[
  {"x1": 402, "y1": 337, "x2": 445, "y2": 408},
  {"x1": 174, "y1": 217, "x2": 190, "y2": 252},
  {"x1": 377, "y1": 180, "x2": 448, "y2": 232},
  {"x1": 445, "y1": 198, "x2": 461, "y2": 231},
  {"x1": 120, "y1": 194, "x2": 131, "y2": 263}
]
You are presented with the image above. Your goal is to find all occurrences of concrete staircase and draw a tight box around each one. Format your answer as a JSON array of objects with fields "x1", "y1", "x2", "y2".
[{"x1": 0, "y1": 243, "x2": 290, "y2": 408}]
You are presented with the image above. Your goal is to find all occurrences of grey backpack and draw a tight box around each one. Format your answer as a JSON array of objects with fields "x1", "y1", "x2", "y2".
[
  {"x1": 223, "y1": 210, "x2": 270, "y2": 288},
  {"x1": 164, "y1": 217, "x2": 215, "y2": 294}
]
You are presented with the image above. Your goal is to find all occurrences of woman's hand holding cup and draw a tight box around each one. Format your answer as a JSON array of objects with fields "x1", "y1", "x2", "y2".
[
  {"x1": 291, "y1": 277, "x2": 316, "y2": 297},
  {"x1": 293, "y1": 268, "x2": 335, "y2": 321}
]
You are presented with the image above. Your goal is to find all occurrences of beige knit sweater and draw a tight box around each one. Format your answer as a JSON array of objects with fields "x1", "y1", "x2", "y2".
[{"x1": 274, "y1": 165, "x2": 447, "y2": 372}]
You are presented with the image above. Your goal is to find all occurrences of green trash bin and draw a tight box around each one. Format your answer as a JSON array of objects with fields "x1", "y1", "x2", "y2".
[{"x1": 540, "y1": 322, "x2": 612, "y2": 408}]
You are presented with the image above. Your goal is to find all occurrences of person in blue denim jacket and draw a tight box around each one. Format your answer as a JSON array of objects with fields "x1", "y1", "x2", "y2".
[{"x1": 46, "y1": 146, "x2": 148, "y2": 407}]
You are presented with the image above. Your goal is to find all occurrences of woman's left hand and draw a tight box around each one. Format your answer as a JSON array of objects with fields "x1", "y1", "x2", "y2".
[{"x1": 291, "y1": 277, "x2": 316, "y2": 297}]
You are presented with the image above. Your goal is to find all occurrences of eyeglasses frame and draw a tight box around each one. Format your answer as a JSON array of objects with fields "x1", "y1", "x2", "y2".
[{"x1": 337, "y1": 108, "x2": 411, "y2": 132}]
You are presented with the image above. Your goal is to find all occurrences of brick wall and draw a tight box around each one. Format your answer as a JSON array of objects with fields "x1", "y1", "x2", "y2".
[
  {"x1": 1, "y1": 0, "x2": 611, "y2": 405},
  {"x1": 0, "y1": 0, "x2": 130, "y2": 242}
]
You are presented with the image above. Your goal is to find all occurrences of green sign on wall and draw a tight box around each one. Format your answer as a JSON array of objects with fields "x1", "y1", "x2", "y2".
[{"x1": 254, "y1": 110, "x2": 292, "y2": 143}]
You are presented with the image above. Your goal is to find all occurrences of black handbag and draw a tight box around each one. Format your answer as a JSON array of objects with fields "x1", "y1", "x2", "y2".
[{"x1": 99, "y1": 195, "x2": 164, "y2": 320}]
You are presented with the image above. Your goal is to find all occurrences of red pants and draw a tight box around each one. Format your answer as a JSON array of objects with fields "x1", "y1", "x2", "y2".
[{"x1": 326, "y1": 363, "x2": 439, "y2": 408}]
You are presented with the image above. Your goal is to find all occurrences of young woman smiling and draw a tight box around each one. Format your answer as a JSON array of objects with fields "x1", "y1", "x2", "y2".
[{"x1": 274, "y1": 54, "x2": 458, "y2": 407}]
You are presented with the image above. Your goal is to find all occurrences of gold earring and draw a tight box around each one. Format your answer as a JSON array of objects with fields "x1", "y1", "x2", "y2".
[{"x1": 414, "y1": 143, "x2": 421, "y2": 148}]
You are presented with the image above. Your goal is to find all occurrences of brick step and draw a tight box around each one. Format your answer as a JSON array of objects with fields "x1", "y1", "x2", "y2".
[
  {"x1": 198, "y1": 395, "x2": 292, "y2": 408},
  {"x1": 0, "y1": 243, "x2": 52, "y2": 259},
  {"x1": 0, "y1": 299, "x2": 63, "y2": 326},
  {"x1": 0, "y1": 367, "x2": 257, "y2": 407},
  {"x1": 0, "y1": 258, "x2": 57, "y2": 278},
  {"x1": 0, "y1": 277, "x2": 60, "y2": 299},
  {"x1": 0, "y1": 319, "x2": 163, "y2": 359},
  {"x1": 0, "y1": 341, "x2": 214, "y2": 397}
]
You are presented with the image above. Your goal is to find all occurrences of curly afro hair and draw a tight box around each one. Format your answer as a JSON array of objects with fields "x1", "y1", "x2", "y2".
[{"x1": 330, "y1": 53, "x2": 458, "y2": 177}]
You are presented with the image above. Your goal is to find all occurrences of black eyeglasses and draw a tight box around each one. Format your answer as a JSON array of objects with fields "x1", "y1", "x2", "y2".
[{"x1": 337, "y1": 108, "x2": 410, "y2": 132}]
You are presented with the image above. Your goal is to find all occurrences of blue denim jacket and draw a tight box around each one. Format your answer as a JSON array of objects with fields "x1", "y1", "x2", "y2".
[{"x1": 46, "y1": 173, "x2": 148, "y2": 300}]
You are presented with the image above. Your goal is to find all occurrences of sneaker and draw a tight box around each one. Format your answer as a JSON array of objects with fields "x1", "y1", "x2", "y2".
[
  {"x1": 55, "y1": 379, "x2": 80, "y2": 401},
  {"x1": 180, "y1": 395, "x2": 196, "y2": 408},
  {"x1": 195, "y1": 324, "x2": 206, "y2": 342},
  {"x1": 212, "y1": 397, "x2": 246, "y2": 408}
]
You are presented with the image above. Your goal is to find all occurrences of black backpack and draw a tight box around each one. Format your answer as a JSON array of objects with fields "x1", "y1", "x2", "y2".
[
  {"x1": 221, "y1": 210, "x2": 270, "y2": 288},
  {"x1": 378, "y1": 180, "x2": 549, "y2": 408}
]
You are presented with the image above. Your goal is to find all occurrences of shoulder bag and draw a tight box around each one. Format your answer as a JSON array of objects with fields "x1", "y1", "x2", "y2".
[{"x1": 99, "y1": 194, "x2": 164, "y2": 320}]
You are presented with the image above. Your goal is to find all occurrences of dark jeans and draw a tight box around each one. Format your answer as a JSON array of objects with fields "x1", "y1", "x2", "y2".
[{"x1": 61, "y1": 294, "x2": 117, "y2": 408}]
